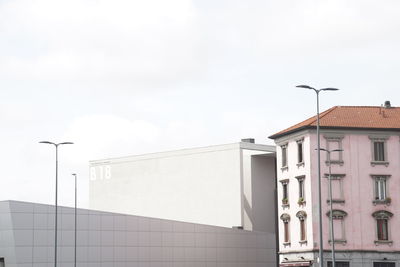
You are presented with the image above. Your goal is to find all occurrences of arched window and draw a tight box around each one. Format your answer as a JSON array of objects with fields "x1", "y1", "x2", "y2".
[
  {"x1": 372, "y1": 210, "x2": 393, "y2": 243},
  {"x1": 296, "y1": 211, "x2": 307, "y2": 242},
  {"x1": 326, "y1": 210, "x2": 348, "y2": 244},
  {"x1": 280, "y1": 214, "x2": 291, "y2": 244}
]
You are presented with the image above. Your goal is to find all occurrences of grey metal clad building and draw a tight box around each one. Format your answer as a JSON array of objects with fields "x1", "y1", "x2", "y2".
[{"x1": 0, "y1": 200, "x2": 276, "y2": 267}]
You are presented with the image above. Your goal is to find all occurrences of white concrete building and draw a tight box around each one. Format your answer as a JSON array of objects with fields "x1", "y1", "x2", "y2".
[{"x1": 89, "y1": 140, "x2": 276, "y2": 233}]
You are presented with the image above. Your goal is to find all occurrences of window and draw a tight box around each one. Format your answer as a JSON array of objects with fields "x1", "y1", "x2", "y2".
[
  {"x1": 296, "y1": 175, "x2": 305, "y2": 205},
  {"x1": 326, "y1": 210, "x2": 347, "y2": 244},
  {"x1": 280, "y1": 179, "x2": 289, "y2": 205},
  {"x1": 372, "y1": 175, "x2": 391, "y2": 204},
  {"x1": 284, "y1": 221, "x2": 289, "y2": 243},
  {"x1": 375, "y1": 177, "x2": 386, "y2": 200},
  {"x1": 373, "y1": 262, "x2": 395, "y2": 267},
  {"x1": 324, "y1": 134, "x2": 344, "y2": 165},
  {"x1": 300, "y1": 219, "x2": 306, "y2": 241},
  {"x1": 377, "y1": 218, "x2": 388, "y2": 240},
  {"x1": 372, "y1": 210, "x2": 393, "y2": 244},
  {"x1": 296, "y1": 211, "x2": 307, "y2": 242},
  {"x1": 369, "y1": 135, "x2": 389, "y2": 166},
  {"x1": 281, "y1": 144, "x2": 288, "y2": 169},
  {"x1": 328, "y1": 262, "x2": 349, "y2": 267},
  {"x1": 283, "y1": 183, "x2": 288, "y2": 199},
  {"x1": 299, "y1": 179, "x2": 304, "y2": 198},
  {"x1": 298, "y1": 142, "x2": 303, "y2": 163},
  {"x1": 296, "y1": 138, "x2": 304, "y2": 166},
  {"x1": 373, "y1": 141, "x2": 385, "y2": 161},
  {"x1": 280, "y1": 214, "x2": 290, "y2": 244},
  {"x1": 325, "y1": 174, "x2": 346, "y2": 203}
]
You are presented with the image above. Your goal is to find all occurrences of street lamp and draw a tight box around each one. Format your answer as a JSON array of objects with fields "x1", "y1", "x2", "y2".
[
  {"x1": 72, "y1": 173, "x2": 78, "y2": 267},
  {"x1": 296, "y1": 85, "x2": 339, "y2": 267},
  {"x1": 39, "y1": 141, "x2": 74, "y2": 267},
  {"x1": 320, "y1": 148, "x2": 343, "y2": 267}
]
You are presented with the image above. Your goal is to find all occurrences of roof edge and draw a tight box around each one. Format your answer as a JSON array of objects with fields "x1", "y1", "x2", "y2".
[{"x1": 269, "y1": 126, "x2": 400, "y2": 140}]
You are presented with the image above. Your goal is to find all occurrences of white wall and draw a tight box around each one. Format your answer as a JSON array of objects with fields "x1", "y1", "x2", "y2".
[
  {"x1": 89, "y1": 144, "x2": 243, "y2": 228},
  {"x1": 275, "y1": 130, "x2": 314, "y2": 253},
  {"x1": 241, "y1": 150, "x2": 276, "y2": 232}
]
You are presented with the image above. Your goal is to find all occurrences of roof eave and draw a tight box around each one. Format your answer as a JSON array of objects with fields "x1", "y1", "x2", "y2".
[
  {"x1": 268, "y1": 125, "x2": 314, "y2": 140},
  {"x1": 269, "y1": 126, "x2": 400, "y2": 140}
]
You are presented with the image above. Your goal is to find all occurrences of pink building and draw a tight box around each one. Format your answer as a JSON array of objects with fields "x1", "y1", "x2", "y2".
[{"x1": 269, "y1": 102, "x2": 400, "y2": 267}]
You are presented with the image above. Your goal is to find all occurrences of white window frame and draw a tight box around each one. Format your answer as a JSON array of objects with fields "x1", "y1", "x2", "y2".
[
  {"x1": 326, "y1": 209, "x2": 347, "y2": 244},
  {"x1": 369, "y1": 135, "x2": 389, "y2": 166},
  {"x1": 324, "y1": 134, "x2": 344, "y2": 165},
  {"x1": 280, "y1": 213, "x2": 291, "y2": 245},
  {"x1": 296, "y1": 175, "x2": 306, "y2": 205},
  {"x1": 296, "y1": 211, "x2": 307, "y2": 244},
  {"x1": 324, "y1": 173, "x2": 346, "y2": 203},
  {"x1": 371, "y1": 175, "x2": 391, "y2": 205},
  {"x1": 372, "y1": 210, "x2": 393, "y2": 245},
  {"x1": 280, "y1": 179, "x2": 289, "y2": 207},
  {"x1": 296, "y1": 138, "x2": 305, "y2": 167},
  {"x1": 281, "y1": 143, "x2": 288, "y2": 170}
]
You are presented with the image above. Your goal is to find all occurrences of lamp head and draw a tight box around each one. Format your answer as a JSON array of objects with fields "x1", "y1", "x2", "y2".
[
  {"x1": 59, "y1": 142, "x2": 74, "y2": 145},
  {"x1": 296, "y1": 85, "x2": 315, "y2": 90},
  {"x1": 39, "y1": 141, "x2": 55, "y2": 145},
  {"x1": 321, "y1": 87, "x2": 339, "y2": 91}
]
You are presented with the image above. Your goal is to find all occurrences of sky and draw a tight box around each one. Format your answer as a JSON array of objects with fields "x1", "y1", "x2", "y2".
[{"x1": 1, "y1": 0, "x2": 400, "y2": 208}]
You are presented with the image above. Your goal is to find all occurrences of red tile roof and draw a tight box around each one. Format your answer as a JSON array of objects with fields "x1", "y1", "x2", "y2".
[{"x1": 269, "y1": 105, "x2": 400, "y2": 139}]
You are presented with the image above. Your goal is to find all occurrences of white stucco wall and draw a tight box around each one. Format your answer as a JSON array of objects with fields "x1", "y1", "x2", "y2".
[
  {"x1": 90, "y1": 144, "x2": 242, "y2": 228},
  {"x1": 274, "y1": 130, "x2": 314, "y2": 253},
  {"x1": 89, "y1": 143, "x2": 275, "y2": 230}
]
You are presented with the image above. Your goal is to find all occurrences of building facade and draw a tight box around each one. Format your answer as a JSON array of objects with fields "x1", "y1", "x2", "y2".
[
  {"x1": 270, "y1": 104, "x2": 400, "y2": 267},
  {"x1": 89, "y1": 140, "x2": 276, "y2": 233},
  {"x1": 0, "y1": 200, "x2": 277, "y2": 267}
]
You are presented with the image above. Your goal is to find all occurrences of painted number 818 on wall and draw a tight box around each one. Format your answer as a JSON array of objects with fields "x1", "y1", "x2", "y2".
[{"x1": 90, "y1": 165, "x2": 112, "y2": 181}]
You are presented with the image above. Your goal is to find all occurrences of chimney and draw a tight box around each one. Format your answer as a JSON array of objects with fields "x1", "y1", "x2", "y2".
[
  {"x1": 241, "y1": 138, "x2": 255, "y2": 143},
  {"x1": 384, "y1": 101, "x2": 391, "y2": 108}
]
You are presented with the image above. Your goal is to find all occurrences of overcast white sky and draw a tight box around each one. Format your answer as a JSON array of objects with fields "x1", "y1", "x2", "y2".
[{"x1": 1, "y1": 0, "x2": 400, "y2": 208}]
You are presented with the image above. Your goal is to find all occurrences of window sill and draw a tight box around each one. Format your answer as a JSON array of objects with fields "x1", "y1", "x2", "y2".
[
  {"x1": 374, "y1": 240, "x2": 393, "y2": 246},
  {"x1": 325, "y1": 160, "x2": 344, "y2": 166},
  {"x1": 281, "y1": 203, "x2": 290, "y2": 209},
  {"x1": 371, "y1": 161, "x2": 389, "y2": 167},
  {"x1": 296, "y1": 162, "x2": 305, "y2": 167},
  {"x1": 281, "y1": 166, "x2": 289, "y2": 171},
  {"x1": 283, "y1": 242, "x2": 291, "y2": 247},
  {"x1": 299, "y1": 240, "x2": 307, "y2": 245},
  {"x1": 298, "y1": 201, "x2": 306, "y2": 207},
  {"x1": 327, "y1": 199, "x2": 345, "y2": 204},
  {"x1": 373, "y1": 199, "x2": 391, "y2": 206},
  {"x1": 329, "y1": 239, "x2": 347, "y2": 245}
]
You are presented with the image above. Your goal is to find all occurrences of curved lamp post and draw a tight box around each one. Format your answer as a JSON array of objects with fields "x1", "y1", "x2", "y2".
[
  {"x1": 320, "y1": 148, "x2": 343, "y2": 267},
  {"x1": 296, "y1": 85, "x2": 339, "y2": 267},
  {"x1": 39, "y1": 141, "x2": 74, "y2": 267}
]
